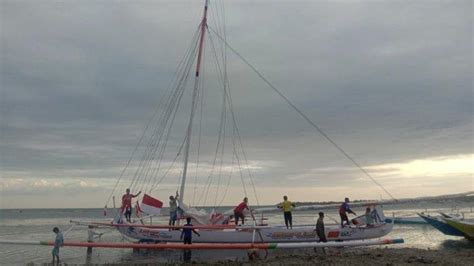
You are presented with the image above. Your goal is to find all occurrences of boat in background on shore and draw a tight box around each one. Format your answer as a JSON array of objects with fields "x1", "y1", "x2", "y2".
[
  {"x1": 418, "y1": 213, "x2": 473, "y2": 241},
  {"x1": 443, "y1": 218, "x2": 474, "y2": 240}
]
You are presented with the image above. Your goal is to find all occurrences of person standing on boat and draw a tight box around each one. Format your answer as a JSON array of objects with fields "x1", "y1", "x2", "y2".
[
  {"x1": 277, "y1": 195, "x2": 296, "y2": 229},
  {"x1": 365, "y1": 207, "x2": 374, "y2": 227},
  {"x1": 234, "y1": 197, "x2": 249, "y2": 225},
  {"x1": 121, "y1": 188, "x2": 141, "y2": 223},
  {"x1": 52, "y1": 227, "x2": 64, "y2": 264},
  {"x1": 315, "y1": 212, "x2": 327, "y2": 242},
  {"x1": 222, "y1": 214, "x2": 234, "y2": 225},
  {"x1": 169, "y1": 191, "x2": 179, "y2": 227},
  {"x1": 339, "y1": 197, "x2": 356, "y2": 227}
]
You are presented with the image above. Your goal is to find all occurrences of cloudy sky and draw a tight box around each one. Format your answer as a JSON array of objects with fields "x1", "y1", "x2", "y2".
[{"x1": 1, "y1": 0, "x2": 472, "y2": 208}]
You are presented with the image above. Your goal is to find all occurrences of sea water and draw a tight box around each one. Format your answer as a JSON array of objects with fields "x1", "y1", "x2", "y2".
[{"x1": 1, "y1": 201, "x2": 473, "y2": 264}]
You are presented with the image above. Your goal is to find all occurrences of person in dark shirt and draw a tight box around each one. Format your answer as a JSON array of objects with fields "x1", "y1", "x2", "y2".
[
  {"x1": 180, "y1": 217, "x2": 200, "y2": 244},
  {"x1": 315, "y1": 212, "x2": 327, "y2": 242},
  {"x1": 339, "y1": 197, "x2": 356, "y2": 227}
]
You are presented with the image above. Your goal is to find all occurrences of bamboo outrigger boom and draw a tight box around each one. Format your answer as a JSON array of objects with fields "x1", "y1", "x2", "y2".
[{"x1": 0, "y1": 238, "x2": 404, "y2": 250}]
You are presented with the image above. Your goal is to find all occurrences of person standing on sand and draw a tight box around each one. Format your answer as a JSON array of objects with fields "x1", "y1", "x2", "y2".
[
  {"x1": 315, "y1": 212, "x2": 327, "y2": 242},
  {"x1": 180, "y1": 217, "x2": 201, "y2": 244},
  {"x1": 87, "y1": 225, "x2": 103, "y2": 254},
  {"x1": 52, "y1": 227, "x2": 64, "y2": 264},
  {"x1": 339, "y1": 197, "x2": 356, "y2": 227},
  {"x1": 121, "y1": 188, "x2": 141, "y2": 223},
  {"x1": 234, "y1": 197, "x2": 250, "y2": 225},
  {"x1": 180, "y1": 217, "x2": 200, "y2": 262},
  {"x1": 277, "y1": 195, "x2": 296, "y2": 229}
]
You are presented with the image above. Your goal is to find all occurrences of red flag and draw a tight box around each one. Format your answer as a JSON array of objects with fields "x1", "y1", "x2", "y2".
[{"x1": 140, "y1": 194, "x2": 163, "y2": 216}]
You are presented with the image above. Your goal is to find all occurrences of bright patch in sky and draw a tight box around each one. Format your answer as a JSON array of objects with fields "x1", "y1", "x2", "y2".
[{"x1": 368, "y1": 154, "x2": 474, "y2": 178}]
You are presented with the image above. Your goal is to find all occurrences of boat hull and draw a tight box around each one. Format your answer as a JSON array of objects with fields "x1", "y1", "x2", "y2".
[
  {"x1": 443, "y1": 218, "x2": 474, "y2": 240},
  {"x1": 117, "y1": 223, "x2": 393, "y2": 243}
]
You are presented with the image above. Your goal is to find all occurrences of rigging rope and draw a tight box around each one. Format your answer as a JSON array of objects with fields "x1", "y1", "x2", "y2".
[
  {"x1": 131, "y1": 26, "x2": 201, "y2": 195},
  {"x1": 208, "y1": 26, "x2": 397, "y2": 201},
  {"x1": 145, "y1": 27, "x2": 201, "y2": 183},
  {"x1": 105, "y1": 24, "x2": 201, "y2": 207},
  {"x1": 149, "y1": 135, "x2": 187, "y2": 192}
]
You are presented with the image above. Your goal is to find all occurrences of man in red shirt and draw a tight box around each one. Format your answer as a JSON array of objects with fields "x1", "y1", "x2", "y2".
[
  {"x1": 233, "y1": 197, "x2": 249, "y2": 225},
  {"x1": 121, "y1": 188, "x2": 141, "y2": 222}
]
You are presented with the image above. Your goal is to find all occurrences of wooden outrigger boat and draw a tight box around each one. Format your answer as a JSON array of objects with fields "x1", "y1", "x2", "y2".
[
  {"x1": 60, "y1": 0, "x2": 398, "y2": 246},
  {"x1": 0, "y1": 0, "x2": 403, "y2": 254},
  {"x1": 114, "y1": 217, "x2": 393, "y2": 244}
]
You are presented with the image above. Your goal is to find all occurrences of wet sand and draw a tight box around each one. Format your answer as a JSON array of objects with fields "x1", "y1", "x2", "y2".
[{"x1": 211, "y1": 247, "x2": 473, "y2": 265}]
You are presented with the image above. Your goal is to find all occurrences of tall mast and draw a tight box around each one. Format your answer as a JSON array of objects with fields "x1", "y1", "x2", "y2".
[{"x1": 179, "y1": 0, "x2": 209, "y2": 206}]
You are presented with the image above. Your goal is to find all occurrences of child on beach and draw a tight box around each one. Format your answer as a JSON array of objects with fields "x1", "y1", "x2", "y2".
[{"x1": 52, "y1": 227, "x2": 64, "y2": 264}]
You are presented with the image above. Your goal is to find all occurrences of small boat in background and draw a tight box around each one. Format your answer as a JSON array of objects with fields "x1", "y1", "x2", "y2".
[
  {"x1": 443, "y1": 218, "x2": 474, "y2": 240},
  {"x1": 418, "y1": 213, "x2": 473, "y2": 240},
  {"x1": 393, "y1": 211, "x2": 461, "y2": 225}
]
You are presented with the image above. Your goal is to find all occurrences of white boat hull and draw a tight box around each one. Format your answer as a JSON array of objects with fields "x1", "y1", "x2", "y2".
[{"x1": 117, "y1": 223, "x2": 393, "y2": 243}]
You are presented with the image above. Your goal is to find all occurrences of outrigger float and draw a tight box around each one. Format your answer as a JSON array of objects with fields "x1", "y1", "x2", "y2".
[{"x1": 0, "y1": 238, "x2": 404, "y2": 250}]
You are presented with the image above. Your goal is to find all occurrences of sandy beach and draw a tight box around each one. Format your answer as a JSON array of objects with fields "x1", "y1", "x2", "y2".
[{"x1": 208, "y1": 247, "x2": 474, "y2": 265}]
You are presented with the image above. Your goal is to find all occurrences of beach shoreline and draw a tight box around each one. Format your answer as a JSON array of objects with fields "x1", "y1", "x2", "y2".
[{"x1": 209, "y1": 247, "x2": 474, "y2": 265}]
